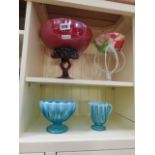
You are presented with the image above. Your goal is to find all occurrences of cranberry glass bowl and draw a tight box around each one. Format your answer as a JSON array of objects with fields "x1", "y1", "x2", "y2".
[{"x1": 40, "y1": 18, "x2": 93, "y2": 78}]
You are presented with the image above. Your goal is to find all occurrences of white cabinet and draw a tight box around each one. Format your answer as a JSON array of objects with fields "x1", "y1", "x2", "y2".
[
  {"x1": 19, "y1": 0, "x2": 135, "y2": 154},
  {"x1": 57, "y1": 149, "x2": 135, "y2": 155}
]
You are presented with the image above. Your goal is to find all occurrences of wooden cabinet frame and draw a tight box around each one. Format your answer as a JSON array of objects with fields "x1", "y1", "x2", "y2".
[{"x1": 19, "y1": 0, "x2": 135, "y2": 154}]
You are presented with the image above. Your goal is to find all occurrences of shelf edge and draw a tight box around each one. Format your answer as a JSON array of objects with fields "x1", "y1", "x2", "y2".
[
  {"x1": 19, "y1": 30, "x2": 25, "y2": 35},
  {"x1": 26, "y1": 0, "x2": 135, "y2": 16},
  {"x1": 26, "y1": 77, "x2": 134, "y2": 87}
]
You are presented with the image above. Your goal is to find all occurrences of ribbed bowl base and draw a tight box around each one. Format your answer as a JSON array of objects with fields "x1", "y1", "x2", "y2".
[{"x1": 47, "y1": 124, "x2": 68, "y2": 134}]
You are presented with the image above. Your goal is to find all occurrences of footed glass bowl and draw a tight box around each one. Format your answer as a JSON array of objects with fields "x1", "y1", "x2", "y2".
[
  {"x1": 39, "y1": 18, "x2": 92, "y2": 78},
  {"x1": 39, "y1": 99, "x2": 77, "y2": 134},
  {"x1": 89, "y1": 101, "x2": 112, "y2": 131}
]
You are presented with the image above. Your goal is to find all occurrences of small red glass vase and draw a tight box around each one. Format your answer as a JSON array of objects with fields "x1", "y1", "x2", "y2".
[{"x1": 40, "y1": 18, "x2": 93, "y2": 78}]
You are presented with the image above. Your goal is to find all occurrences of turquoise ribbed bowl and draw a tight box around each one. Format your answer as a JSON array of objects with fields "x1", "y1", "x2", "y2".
[
  {"x1": 39, "y1": 99, "x2": 77, "y2": 134},
  {"x1": 89, "y1": 101, "x2": 112, "y2": 131}
]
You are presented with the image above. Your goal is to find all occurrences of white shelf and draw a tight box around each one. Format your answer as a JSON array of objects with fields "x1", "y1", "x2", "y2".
[
  {"x1": 20, "y1": 114, "x2": 134, "y2": 152},
  {"x1": 29, "y1": 0, "x2": 135, "y2": 16},
  {"x1": 19, "y1": 30, "x2": 25, "y2": 35},
  {"x1": 26, "y1": 77, "x2": 134, "y2": 87}
]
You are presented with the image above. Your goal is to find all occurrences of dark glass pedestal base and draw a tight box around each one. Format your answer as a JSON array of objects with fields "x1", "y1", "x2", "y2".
[{"x1": 51, "y1": 47, "x2": 79, "y2": 79}]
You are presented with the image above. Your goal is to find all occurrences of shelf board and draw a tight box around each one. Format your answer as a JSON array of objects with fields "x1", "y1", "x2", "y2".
[
  {"x1": 27, "y1": 0, "x2": 135, "y2": 16},
  {"x1": 107, "y1": 0, "x2": 135, "y2": 5},
  {"x1": 26, "y1": 77, "x2": 134, "y2": 87},
  {"x1": 19, "y1": 30, "x2": 25, "y2": 35},
  {"x1": 20, "y1": 114, "x2": 134, "y2": 152},
  {"x1": 19, "y1": 30, "x2": 24, "y2": 43}
]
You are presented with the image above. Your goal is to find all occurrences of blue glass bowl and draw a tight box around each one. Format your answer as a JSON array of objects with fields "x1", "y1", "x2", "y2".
[
  {"x1": 39, "y1": 99, "x2": 77, "y2": 134},
  {"x1": 89, "y1": 101, "x2": 112, "y2": 131}
]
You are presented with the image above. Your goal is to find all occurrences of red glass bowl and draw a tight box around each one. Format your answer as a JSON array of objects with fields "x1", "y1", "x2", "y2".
[
  {"x1": 40, "y1": 18, "x2": 92, "y2": 55},
  {"x1": 39, "y1": 18, "x2": 93, "y2": 78}
]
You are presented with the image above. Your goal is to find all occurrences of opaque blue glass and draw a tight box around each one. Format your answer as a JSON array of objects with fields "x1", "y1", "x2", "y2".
[
  {"x1": 39, "y1": 99, "x2": 77, "y2": 134},
  {"x1": 89, "y1": 101, "x2": 112, "y2": 131}
]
